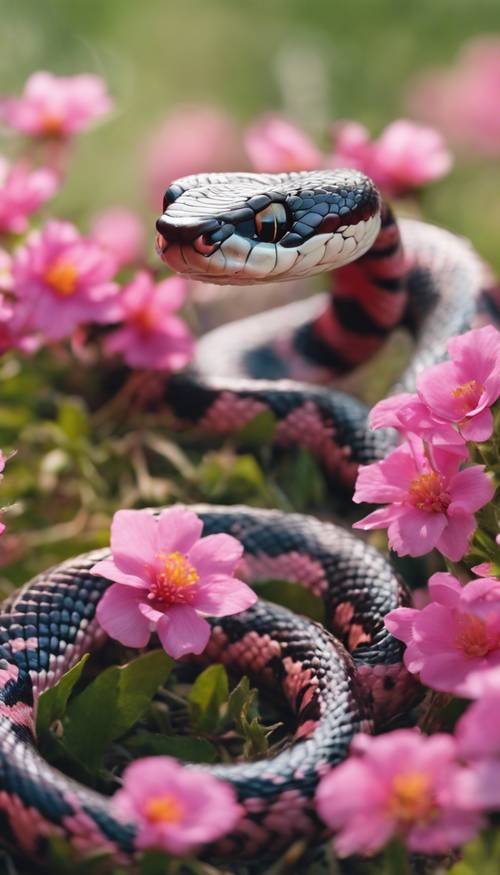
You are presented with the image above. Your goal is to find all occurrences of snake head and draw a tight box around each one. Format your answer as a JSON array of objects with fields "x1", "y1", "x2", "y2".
[{"x1": 155, "y1": 170, "x2": 381, "y2": 285}]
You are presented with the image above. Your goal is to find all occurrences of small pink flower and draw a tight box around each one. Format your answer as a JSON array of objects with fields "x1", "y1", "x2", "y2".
[
  {"x1": 245, "y1": 115, "x2": 323, "y2": 173},
  {"x1": 449, "y1": 694, "x2": 500, "y2": 812},
  {"x1": 146, "y1": 105, "x2": 241, "y2": 200},
  {"x1": 112, "y1": 756, "x2": 242, "y2": 854},
  {"x1": 11, "y1": 220, "x2": 120, "y2": 340},
  {"x1": 90, "y1": 208, "x2": 144, "y2": 269},
  {"x1": 103, "y1": 271, "x2": 194, "y2": 372},
  {"x1": 0, "y1": 72, "x2": 112, "y2": 138},
  {"x1": 369, "y1": 392, "x2": 467, "y2": 456},
  {"x1": 330, "y1": 119, "x2": 452, "y2": 195},
  {"x1": 353, "y1": 439, "x2": 493, "y2": 560},
  {"x1": 0, "y1": 295, "x2": 40, "y2": 356},
  {"x1": 417, "y1": 326, "x2": 500, "y2": 442},
  {"x1": 0, "y1": 158, "x2": 58, "y2": 234},
  {"x1": 92, "y1": 506, "x2": 256, "y2": 659},
  {"x1": 408, "y1": 37, "x2": 500, "y2": 156},
  {"x1": 386, "y1": 573, "x2": 500, "y2": 697},
  {"x1": 316, "y1": 730, "x2": 481, "y2": 855}
]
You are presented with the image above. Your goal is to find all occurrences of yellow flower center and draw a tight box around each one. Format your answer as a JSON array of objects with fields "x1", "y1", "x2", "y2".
[
  {"x1": 451, "y1": 379, "x2": 483, "y2": 416},
  {"x1": 40, "y1": 112, "x2": 64, "y2": 137},
  {"x1": 148, "y1": 551, "x2": 199, "y2": 604},
  {"x1": 389, "y1": 771, "x2": 435, "y2": 824},
  {"x1": 408, "y1": 471, "x2": 450, "y2": 513},
  {"x1": 144, "y1": 793, "x2": 184, "y2": 825},
  {"x1": 44, "y1": 259, "x2": 79, "y2": 297},
  {"x1": 454, "y1": 613, "x2": 496, "y2": 658}
]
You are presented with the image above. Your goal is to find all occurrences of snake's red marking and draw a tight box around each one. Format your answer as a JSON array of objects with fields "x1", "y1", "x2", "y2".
[
  {"x1": 311, "y1": 205, "x2": 407, "y2": 369},
  {"x1": 198, "y1": 393, "x2": 267, "y2": 433},
  {"x1": 0, "y1": 791, "x2": 63, "y2": 854},
  {"x1": 275, "y1": 401, "x2": 359, "y2": 483}
]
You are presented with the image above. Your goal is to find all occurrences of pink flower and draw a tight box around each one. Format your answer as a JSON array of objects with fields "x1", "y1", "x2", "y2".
[
  {"x1": 385, "y1": 573, "x2": 500, "y2": 697},
  {"x1": 112, "y1": 756, "x2": 242, "y2": 854},
  {"x1": 369, "y1": 392, "x2": 467, "y2": 456},
  {"x1": 449, "y1": 695, "x2": 500, "y2": 812},
  {"x1": 11, "y1": 220, "x2": 119, "y2": 340},
  {"x1": 353, "y1": 439, "x2": 493, "y2": 560},
  {"x1": 316, "y1": 730, "x2": 481, "y2": 855},
  {"x1": 103, "y1": 271, "x2": 194, "y2": 372},
  {"x1": 90, "y1": 208, "x2": 144, "y2": 269},
  {"x1": 245, "y1": 115, "x2": 323, "y2": 172},
  {"x1": 408, "y1": 37, "x2": 500, "y2": 156},
  {"x1": 92, "y1": 506, "x2": 256, "y2": 659},
  {"x1": 0, "y1": 295, "x2": 40, "y2": 356},
  {"x1": 0, "y1": 72, "x2": 112, "y2": 138},
  {"x1": 0, "y1": 158, "x2": 58, "y2": 234},
  {"x1": 417, "y1": 326, "x2": 500, "y2": 442},
  {"x1": 146, "y1": 105, "x2": 242, "y2": 201},
  {"x1": 330, "y1": 119, "x2": 452, "y2": 195}
]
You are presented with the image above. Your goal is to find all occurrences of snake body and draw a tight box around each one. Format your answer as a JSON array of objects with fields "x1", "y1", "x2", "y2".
[{"x1": 0, "y1": 170, "x2": 496, "y2": 864}]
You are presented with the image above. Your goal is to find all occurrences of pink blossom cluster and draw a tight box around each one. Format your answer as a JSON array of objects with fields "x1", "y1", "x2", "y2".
[
  {"x1": 320, "y1": 325, "x2": 500, "y2": 860},
  {"x1": 315, "y1": 652, "x2": 500, "y2": 857},
  {"x1": 408, "y1": 36, "x2": 500, "y2": 157},
  {"x1": 353, "y1": 326, "x2": 499, "y2": 561},
  {"x1": 0, "y1": 72, "x2": 194, "y2": 374},
  {"x1": 245, "y1": 114, "x2": 452, "y2": 196}
]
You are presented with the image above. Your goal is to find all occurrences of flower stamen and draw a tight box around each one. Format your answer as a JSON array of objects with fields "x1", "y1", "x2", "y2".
[
  {"x1": 452, "y1": 379, "x2": 483, "y2": 416},
  {"x1": 144, "y1": 793, "x2": 184, "y2": 825},
  {"x1": 389, "y1": 771, "x2": 436, "y2": 824},
  {"x1": 43, "y1": 259, "x2": 79, "y2": 296},
  {"x1": 148, "y1": 551, "x2": 199, "y2": 605},
  {"x1": 454, "y1": 613, "x2": 497, "y2": 658},
  {"x1": 408, "y1": 471, "x2": 451, "y2": 513}
]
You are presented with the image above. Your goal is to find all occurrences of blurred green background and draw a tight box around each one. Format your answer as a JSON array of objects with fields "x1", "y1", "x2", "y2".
[{"x1": 1, "y1": 0, "x2": 500, "y2": 266}]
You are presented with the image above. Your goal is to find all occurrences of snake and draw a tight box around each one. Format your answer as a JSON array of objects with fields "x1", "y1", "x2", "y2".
[{"x1": 0, "y1": 170, "x2": 497, "y2": 866}]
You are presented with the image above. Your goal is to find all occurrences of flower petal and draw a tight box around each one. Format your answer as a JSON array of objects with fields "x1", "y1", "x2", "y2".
[
  {"x1": 109, "y1": 509, "x2": 157, "y2": 577},
  {"x1": 156, "y1": 607, "x2": 210, "y2": 659},
  {"x1": 96, "y1": 584, "x2": 151, "y2": 647},
  {"x1": 156, "y1": 506, "x2": 204, "y2": 555},
  {"x1": 188, "y1": 533, "x2": 244, "y2": 577},
  {"x1": 194, "y1": 575, "x2": 256, "y2": 616}
]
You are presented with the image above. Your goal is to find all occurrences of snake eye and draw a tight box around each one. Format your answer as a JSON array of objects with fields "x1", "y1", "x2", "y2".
[
  {"x1": 193, "y1": 234, "x2": 220, "y2": 256},
  {"x1": 255, "y1": 203, "x2": 288, "y2": 243}
]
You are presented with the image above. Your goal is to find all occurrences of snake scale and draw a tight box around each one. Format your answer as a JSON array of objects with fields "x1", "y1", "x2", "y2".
[{"x1": 0, "y1": 170, "x2": 497, "y2": 865}]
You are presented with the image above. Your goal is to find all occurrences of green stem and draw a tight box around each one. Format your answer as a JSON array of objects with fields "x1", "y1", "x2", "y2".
[{"x1": 381, "y1": 839, "x2": 412, "y2": 875}]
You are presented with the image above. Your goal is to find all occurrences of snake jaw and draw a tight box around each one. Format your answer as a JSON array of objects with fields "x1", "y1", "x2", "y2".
[{"x1": 155, "y1": 170, "x2": 382, "y2": 285}]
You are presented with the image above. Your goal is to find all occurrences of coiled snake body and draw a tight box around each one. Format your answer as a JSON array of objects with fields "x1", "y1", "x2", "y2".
[{"x1": 0, "y1": 171, "x2": 496, "y2": 864}]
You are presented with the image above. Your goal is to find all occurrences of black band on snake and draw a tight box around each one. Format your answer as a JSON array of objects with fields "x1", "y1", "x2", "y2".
[{"x1": 0, "y1": 170, "x2": 497, "y2": 864}]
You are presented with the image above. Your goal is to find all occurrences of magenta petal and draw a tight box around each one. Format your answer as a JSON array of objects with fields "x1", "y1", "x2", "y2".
[
  {"x1": 156, "y1": 506, "x2": 204, "y2": 554},
  {"x1": 384, "y1": 607, "x2": 419, "y2": 643},
  {"x1": 188, "y1": 533, "x2": 244, "y2": 577},
  {"x1": 156, "y1": 607, "x2": 211, "y2": 659},
  {"x1": 352, "y1": 505, "x2": 403, "y2": 531},
  {"x1": 460, "y1": 408, "x2": 493, "y2": 442},
  {"x1": 353, "y1": 447, "x2": 414, "y2": 504},
  {"x1": 436, "y1": 514, "x2": 476, "y2": 562},
  {"x1": 110, "y1": 509, "x2": 157, "y2": 577},
  {"x1": 449, "y1": 466, "x2": 494, "y2": 514},
  {"x1": 387, "y1": 508, "x2": 446, "y2": 557},
  {"x1": 90, "y1": 558, "x2": 146, "y2": 588},
  {"x1": 96, "y1": 584, "x2": 151, "y2": 647},
  {"x1": 194, "y1": 576, "x2": 256, "y2": 616}
]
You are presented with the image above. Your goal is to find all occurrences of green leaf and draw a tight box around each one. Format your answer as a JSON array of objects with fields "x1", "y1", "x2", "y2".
[
  {"x1": 188, "y1": 664, "x2": 228, "y2": 733},
  {"x1": 254, "y1": 579, "x2": 324, "y2": 623},
  {"x1": 236, "y1": 409, "x2": 277, "y2": 446},
  {"x1": 278, "y1": 448, "x2": 325, "y2": 510},
  {"x1": 62, "y1": 651, "x2": 173, "y2": 771},
  {"x1": 58, "y1": 398, "x2": 90, "y2": 442},
  {"x1": 127, "y1": 730, "x2": 217, "y2": 763},
  {"x1": 226, "y1": 675, "x2": 281, "y2": 758},
  {"x1": 37, "y1": 654, "x2": 90, "y2": 737}
]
